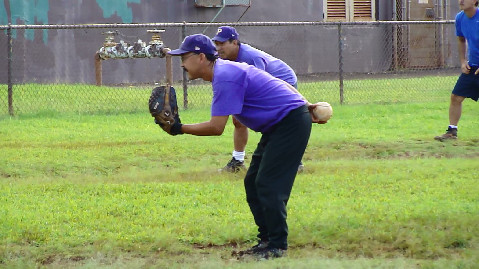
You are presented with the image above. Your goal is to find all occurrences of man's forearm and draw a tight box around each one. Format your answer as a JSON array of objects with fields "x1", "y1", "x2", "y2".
[{"x1": 181, "y1": 116, "x2": 229, "y2": 136}]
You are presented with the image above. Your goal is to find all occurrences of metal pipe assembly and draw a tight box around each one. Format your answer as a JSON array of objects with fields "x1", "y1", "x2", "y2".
[{"x1": 95, "y1": 29, "x2": 172, "y2": 86}]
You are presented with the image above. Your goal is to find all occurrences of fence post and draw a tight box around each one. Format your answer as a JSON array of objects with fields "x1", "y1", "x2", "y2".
[
  {"x1": 393, "y1": 24, "x2": 398, "y2": 71},
  {"x1": 182, "y1": 23, "x2": 188, "y2": 109},
  {"x1": 95, "y1": 52, "x2": 102, "y2": 86},
  {"x1": 165, "y1": 53, "x2": 173, "y2": 85},
  {"x1": 393, "y1": 1, "x2": 398, "y2": 71},
  {"x1": 338, "y1": 23, "x2": 344, "y2": 105},
  {"x1": 7, "y1": 23, "x2": 14, "y2": 116}
]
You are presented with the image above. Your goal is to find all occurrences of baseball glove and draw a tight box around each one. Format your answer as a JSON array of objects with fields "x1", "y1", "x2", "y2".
[{"x1": 148, "y1": 85, "x2": 183, "y2": 135}]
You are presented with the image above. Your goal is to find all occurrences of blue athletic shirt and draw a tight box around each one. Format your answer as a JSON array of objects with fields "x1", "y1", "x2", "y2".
[
  {"x1": 236, "y1": 44, "x2": 298, "y2": 86},
  {"x1": 456, "y1": 8, "x2": 479, "y2": 66},
  {"x1": 211, "y1": 59, "x2": 306, "y2": 133}
]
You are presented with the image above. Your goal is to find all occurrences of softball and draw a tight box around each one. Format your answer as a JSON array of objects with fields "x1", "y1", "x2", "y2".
[{"x1": 312, "y1": 102, "x2": 333, "y2": 121}]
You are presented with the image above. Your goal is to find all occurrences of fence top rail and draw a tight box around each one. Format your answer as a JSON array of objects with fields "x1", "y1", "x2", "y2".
[{"x1": 0, "y1": 20, "x2": 455, "y2": 30}]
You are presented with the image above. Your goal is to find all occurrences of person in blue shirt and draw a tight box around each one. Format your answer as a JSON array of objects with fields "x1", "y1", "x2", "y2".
[
  {"x1": 435, "y1": 0, "x2": 479, "y2": 141},
  {"x1": 211, "y1": 26, "x2": 303, "y2": 173},
  {"x1": 166, "y1": 34, "x2": 327, "y2": 259}
]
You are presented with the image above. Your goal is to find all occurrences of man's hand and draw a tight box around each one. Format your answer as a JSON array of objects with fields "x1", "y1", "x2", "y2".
[{"x1": 461, "y1": 61, "x2": 472, "y2": 74}]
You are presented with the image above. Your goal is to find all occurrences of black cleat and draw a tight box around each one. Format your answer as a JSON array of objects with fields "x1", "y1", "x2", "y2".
[
  {"x1": 232, "y1": 240, "x2": 269, "y2": 258},
  {"x1": 254, "y1": 246, "x2": 286, "y2": 260},
  {"x1": 219, "y1": 157, "x2": 246, "y2": 173},
  {"x1": 434, "y1": 127, "x2": 458, "y2": 142}
]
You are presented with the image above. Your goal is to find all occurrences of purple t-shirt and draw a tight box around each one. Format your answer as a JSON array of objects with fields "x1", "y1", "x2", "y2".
[
  {"x1": 211, "y1": 59, "x2": 305, "y2": 133},
  {"x1": 456, "y1": 8, "x2": 479, "y2": 66},
  {"x1": 236, "y1": 44, "x2": 297, "y2": 86}
]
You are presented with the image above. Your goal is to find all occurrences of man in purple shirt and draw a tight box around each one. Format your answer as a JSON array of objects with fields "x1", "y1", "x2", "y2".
[
  {"x1": 211, "y1": 26, "x2": 302, "y2": 173},
  {"x1": 165, "y1": 34, "x2": 327, "y2": 259}
]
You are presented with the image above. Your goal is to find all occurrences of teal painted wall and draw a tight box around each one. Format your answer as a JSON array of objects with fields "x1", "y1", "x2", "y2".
[
  {"x1": 0, "y1": 3, "x2": 6, "y2": 24},
  {"x1": 96, "y1": 0, "x2": 141, "y2": 23},
  {"x1": 0, "y1": 0, "x2": 49, "y2": 42},
  {"x1": 0, "y1": 0, "x2": 142, "y2": 44}
]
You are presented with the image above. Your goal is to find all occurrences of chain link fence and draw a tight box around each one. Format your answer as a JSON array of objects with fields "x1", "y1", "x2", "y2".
[{"x1": 0, "y1": 21, "x2": 458, "y2": 116}]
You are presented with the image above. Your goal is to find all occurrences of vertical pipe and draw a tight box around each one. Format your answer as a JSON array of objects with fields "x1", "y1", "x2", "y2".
[
  {"x1": 7, "y1": 23, "x2": 14, "y2": 116},
  {"x1": 182, "y1": 23, "x2": 188, "y2": 109},
  {"x1": 393, "y1": 0, "x2": 398, "y2": 71},
  {"x1": 165, "y1": 51, "x2": 173, "y2": 86},
  {"x1": 338, "y1": 24, "x2": 344, "y2": 105},
  {"x1": 438, "y1": 0, "x2": 445, "y2": 67},
  {"x1": 445, "y1": 0, "x2": 448, "y2": 19},
  {"x1": 445, "y1": 0, "x2": 450, "y2": 66},
  {"x1": 95, "y1": 52, "x2": 102, "y2": 86},
  {"x1": 393, "y1": 0, "x2": 397, "y2": 20},
  {"x1": 407, "y1": 0, "x2": 411, "y2": 20},
  {"x1": 443, "y1": 0, "x2": 448, "y2": 66},
  {"x1": 393, "y1": 23, "x2": 398, "y2": 71},
  {"x1": 406, "y1": 0, "x2": 410, "y2": 67},
  {"x1": 435, "y1": 0, "x2": 439, "y2": 19},
  {"x1": 392, "y1": 0, "x2": 397, "y2": 21}
]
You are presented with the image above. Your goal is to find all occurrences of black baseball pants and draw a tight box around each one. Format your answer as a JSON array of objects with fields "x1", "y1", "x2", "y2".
[{"x1": 244, "y1": 105, "x2": 312, "y2": 250}]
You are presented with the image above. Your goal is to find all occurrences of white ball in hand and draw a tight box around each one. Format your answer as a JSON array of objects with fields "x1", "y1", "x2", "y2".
[{"x1": 312, "y1": 102, "x2": 333, "y2": 121}]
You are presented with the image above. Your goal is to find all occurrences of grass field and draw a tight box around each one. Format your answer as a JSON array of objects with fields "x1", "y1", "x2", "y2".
[{"x1": 1, "y1": 83, "x2": 479, "y2": 268}]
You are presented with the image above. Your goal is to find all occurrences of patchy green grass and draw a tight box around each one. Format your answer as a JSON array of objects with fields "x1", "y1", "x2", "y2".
[{"x1": 0, "y1": 98, "x2": 478, "y2": 268}]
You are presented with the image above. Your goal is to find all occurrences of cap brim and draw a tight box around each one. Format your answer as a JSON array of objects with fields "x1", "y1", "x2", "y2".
[
  {"x1": 168, "y1": 48, "x2": 190, "y2": 55},
  {"x1": 211, "y1": 36, "x2": 229, "y2": 42}
]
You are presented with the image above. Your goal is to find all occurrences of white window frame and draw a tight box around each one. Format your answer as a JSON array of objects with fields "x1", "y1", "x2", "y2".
[
  {"x1": 195, "y1": 0, "x2": 224, "y2": 8},
  {"x1": 194, "y1": 0, "x2": 251, "y2": 7},
  {"x1": 323, "y1": 0, "x2": 376, "y2": 22}
]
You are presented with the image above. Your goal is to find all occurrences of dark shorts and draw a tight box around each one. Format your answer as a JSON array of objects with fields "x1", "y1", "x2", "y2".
[{"x1": 452, "y1": 67, "x2": 479, "y2": 101}]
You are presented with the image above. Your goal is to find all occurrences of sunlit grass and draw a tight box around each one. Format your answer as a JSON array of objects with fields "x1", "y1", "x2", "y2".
[{"x1": 1, "y1": 90, "x2": 478, "y2": 268}]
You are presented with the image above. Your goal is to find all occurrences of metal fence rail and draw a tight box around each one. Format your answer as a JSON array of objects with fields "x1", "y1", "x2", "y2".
[{"x1": 0, "y1": 21, "x2": 458, "y2": 116}]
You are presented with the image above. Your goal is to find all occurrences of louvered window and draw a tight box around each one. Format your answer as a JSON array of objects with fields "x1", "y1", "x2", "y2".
[
  {"x1": 326, "y1": 0, "x2": 347, "y2": 21},
  {"x1": 324, "y1": 0, "x2": 375, "y2": 22},
  {"x1": 354, "y1": 0, "x2": 373, "y2": 20}
]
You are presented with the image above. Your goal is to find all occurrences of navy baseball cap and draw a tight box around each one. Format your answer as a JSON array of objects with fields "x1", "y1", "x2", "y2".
[
  {"x1": 168, "y1": 34, "x2": 217, "y2": 56},
  {"x1": 212, "y1": 26, "x2": 239, "y2": 42}
]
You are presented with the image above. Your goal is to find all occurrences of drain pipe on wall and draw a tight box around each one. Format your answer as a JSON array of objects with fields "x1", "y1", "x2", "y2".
[
  {"x1": 393, "y1": 0, "x2": 398, "y2": 71},
  {"x1": 7, "y1": 23, "x2": 14, "y2": 116}
]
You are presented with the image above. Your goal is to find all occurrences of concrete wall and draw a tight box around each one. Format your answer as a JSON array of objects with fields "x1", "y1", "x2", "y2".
[{"x1": 1, "y1": 0, "x2": 436, "y2": 85}]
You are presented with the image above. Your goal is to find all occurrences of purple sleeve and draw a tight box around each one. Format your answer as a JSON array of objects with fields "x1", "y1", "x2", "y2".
[
  {"x1": 211, "y1": 81, "x2": 245, "y2": 116},
  {"x1": 251, "y1": 57, "x2": 266, "y2": 71}
]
